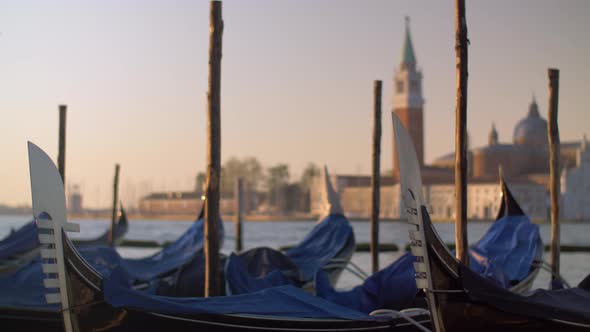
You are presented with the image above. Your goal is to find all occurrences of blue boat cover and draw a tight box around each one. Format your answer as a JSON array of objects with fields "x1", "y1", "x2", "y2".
[
  {"x1": 316, "y1": 253, "x2": 418, "y2": 313},
  {"x1": 154, "y1": 251, "x2": 227, "y2": 297},
  {"x1": 0, "y1": 221, "x2": 39, "y2": 260},
  {"x1": 225, "y1": 252, "x2": 297, "y2": 295},
  {"x1": 82, "y1": 217, "x2": 224, "y2": 282},
  {"x1": 224, "y1": 214, "x2": 353, "y2": 295},
  {"x1": 0, "y1": 217, "x2": 222, "y2": 309},
  {"x1": 286, "y1": 214, "x2": 354, "y2": 281},
  {"x1": 104, "y1": 277, "x2": 372, "y2": 320},
  {"x1": 315, "y1": 214, "x2": 541, "y2": 313},
  {"x1": 0, "y1": 209, "x2": 127, "y2": 261},
  {"x1": 0, "y1": 258, "x2": 57, "y2": 309},
  {"x1": 468, "y1": 214, "x2": 540, "y2": 288}
]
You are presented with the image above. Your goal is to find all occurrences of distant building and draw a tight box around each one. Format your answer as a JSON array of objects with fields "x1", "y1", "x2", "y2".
[
  {"x1": 432, "y1": 96, "x2": 582, "y2": 179},
  {"x1": 310, "y1": 175, "x2": 546, "y2": 220},
  {"x1": 139, "y1": 192, "x2": 203, "y2": 215},
  {"x1": 393, "y1": 17, "x2": 425, "y2": 172},
  {"x1": 561, "y1": 137, "x2": 590, "y2": 220},
  {"x1": 139, "y1": 189, "x2": 260, "y2": 216},
  {"x1": 309, "y1": 17, "x2": 586, "y2": 221},
  {"x1": 68, "y1": 185, "x2": 83, "y2": 213}
]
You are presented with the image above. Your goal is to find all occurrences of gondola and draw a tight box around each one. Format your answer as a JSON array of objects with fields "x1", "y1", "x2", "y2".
[
  {"x1": 78, "y1": 202, "x2": 223, "y2": 285},
  {"x1": 0, "y1": 149, "x2": 224, "y2": 329},
  {"x1": 72, "y1": 205, "x2": 129, "y2": 247},
  {"x1": 0, "y1": 205, "x2": 129, "y2": 275},
  {"x1": 18, "y1": 142, "x2": 432, "y2": 332},
  {"x1": 224, "y1": 165, "x2": 356, "y2": 295},
  {"x1": 315, "y1": 166, "x2": 542, "y2": 314},
  {"x1": 0, "y1": 183, "x2": 223, "y2": 314},
  {"x1": 393, "y1": 114, "x2": 590, "y2": 332}
]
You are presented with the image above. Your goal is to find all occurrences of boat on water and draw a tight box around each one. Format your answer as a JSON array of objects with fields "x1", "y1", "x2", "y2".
[
  {"x1": 0, "y1": 206, "x2": 128, "y2": 275},
  {"x1": 224, "y1": 165, "x2": 356, "y2": 295},
  {"x1": 72, "y1": 206, "x2": 129, "y2": 247},
  {"x1": 393, "y1": 114, "x2": 590, "y2": 332},
  {"x1": 314, "y1": 166, "x2": 543, "y2": 313},
  {"x1": 15, "y1": 142, "x2": 432, "y2": 332},
  {"x1": 0, "y1": 193, "x2": 223, "y2": 310},
  {"x1": 78, "y1": 203, "x2": 223, "y2": 286}
]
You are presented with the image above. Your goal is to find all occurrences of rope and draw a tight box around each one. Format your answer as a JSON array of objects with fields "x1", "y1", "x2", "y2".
[
  {"x1": 327, "y1": 258, "x2": 370, "y2": 279},
  {"x1": 60, "y1": 299, "x2": 106, "y2": 313},
  {"x1": 369, "y1": 308, "x2": 431, "y2": 332},
  {"x1": 535, "y1": 261, "x2": 572, "y2": 288}
]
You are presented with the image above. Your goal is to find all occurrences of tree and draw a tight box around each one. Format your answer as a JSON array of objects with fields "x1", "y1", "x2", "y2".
[
  {"x1": 220, "y1": 157, "x2": 264, "y2": 193},
  {"x1": 266, "y1": 164, "x2": 290, "y2": 190},
  {"x1": 195, "y1": 172, "x2": 206, "y2": 193},
  {"x1": 299, "y1": 163, "x2": 320, "y2": 190},
  {"x1": 266, "y1": 164, "x2": 290, "y2": 210},
  {"x1": 242, "y1": 157, "x2": 264, "y2": 190},
  {"x1": 298, "y1": 163, "x2": 320, "y2": 212}
]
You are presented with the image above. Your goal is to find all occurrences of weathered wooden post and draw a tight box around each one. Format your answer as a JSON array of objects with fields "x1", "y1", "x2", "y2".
[
  {"x1": 548, "y1": 68, "x2": 560, "y2": 286},
  {"x1": 204, "y1": 0, "x2": 223, "y2": 297},
  {"x1": 109, "y1": 164, "x2": 120, "y2": 246},
  {"x1": 235, "y1": 177, "x2": 243, "y2": 252},
  {"x1": 370, "y1": 80, "x2": 382, "y2": 273},
  {"x1": 454, "y1": 0, "x2": 469, "y2": 265},
  {"x1": 58, "y1": 105, "x2": 67, "y2": 184}
]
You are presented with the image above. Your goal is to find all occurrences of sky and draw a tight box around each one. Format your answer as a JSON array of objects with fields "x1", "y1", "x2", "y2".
[{"x1": 0, "y1": 0, "x2": 589, "y2": 208}]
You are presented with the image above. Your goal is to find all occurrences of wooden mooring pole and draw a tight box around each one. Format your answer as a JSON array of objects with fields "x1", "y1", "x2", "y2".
[
  {"x1": 548, "y1": 68, "x2": 560, "y2": 287},
  {"x1": 454, "y1": 0, "x2": 469, "y2": 265},
  {"x1": 204, "y1": 0, "x2": 223, "y2": 297},
  {"x1": 58, "y1": 105, "x2": 67, "y2": 184},
  {"x1": 109, "y1": 164, "x2": 120, "y2": 246},
  {"x1": 370, "y1": 80, "x2": 382, "y2": 273},
  {"x1": 235, "y1": 177, "x2": 243, "y2": 252}
]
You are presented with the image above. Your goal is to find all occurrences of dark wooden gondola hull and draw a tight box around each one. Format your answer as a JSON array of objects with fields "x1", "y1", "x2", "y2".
[{"x1": 420, "y1": 206, "x2": 590, "y2": 332}]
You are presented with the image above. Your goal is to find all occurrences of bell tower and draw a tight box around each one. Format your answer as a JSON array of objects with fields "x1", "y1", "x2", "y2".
[{"x1": 393, "y1": 17, "x2": 425, "y2": 174}]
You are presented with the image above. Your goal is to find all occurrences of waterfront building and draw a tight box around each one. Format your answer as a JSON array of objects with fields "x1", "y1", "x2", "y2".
[
  {"x1": 310, "y1": 18, "x2": 585, "y2": 222},
  {"x1": 562, "y1": 137, "x2": 590, "y2": 220}
]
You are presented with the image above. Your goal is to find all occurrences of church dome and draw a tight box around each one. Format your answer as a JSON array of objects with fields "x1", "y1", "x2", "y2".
[{"x1": 513, "y1": 97, "x2": 548, "y2": 146}]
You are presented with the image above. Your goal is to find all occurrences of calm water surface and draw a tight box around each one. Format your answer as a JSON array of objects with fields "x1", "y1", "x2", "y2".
[{"x1": 1, "y1": 215, "x2": 588, "y2": 290}]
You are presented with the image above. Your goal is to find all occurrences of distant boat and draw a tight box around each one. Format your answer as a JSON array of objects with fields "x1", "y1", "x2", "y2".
[
  {"x1": 72, "y1": 206, "x2": 129, "y2": 247},
  {"x1": 395, "y1": 114, "x2": 590, "y2": 331},
  {"x1": 224, "y1": 165, "x2": 356, "y2": 295},
  {"x1": 0, "y1": 205, "x2": 129, "y2": 275}
]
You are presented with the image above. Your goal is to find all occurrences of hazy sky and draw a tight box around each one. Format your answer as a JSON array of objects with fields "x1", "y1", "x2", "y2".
[{"x1": 1, "y1": 0, "x2": 589, "y2": 208}]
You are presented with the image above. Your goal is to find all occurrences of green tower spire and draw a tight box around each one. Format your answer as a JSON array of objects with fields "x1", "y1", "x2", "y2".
[{"x1": 401, "y1": 16, "x2": 417, "y2": 67}]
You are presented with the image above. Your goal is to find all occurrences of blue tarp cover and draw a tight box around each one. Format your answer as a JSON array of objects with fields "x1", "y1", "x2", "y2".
[
  {"x1": 225, "y1": 252, "x2": 297, "y2": 295},
  {"x1": 82, "y1": 217, "x2": 223, "y2": 282},
  {"x1": 0, "y1": 258, "x2": 57, "y2": 309},
  {"x1": 316, "y1": 214, "x2": 541, "y2": 313},
  {"x1": 316, "y1": 253, "x2": 418, "y2": 313},
  {"x1": 0, "y1": 221, "x2": 39, "y2": 260},
  {"x1": 286, "y1": 214, "x2": 353, "y2": 281},
  {"x1": 0, "y1": 217, "x2": 221, "y2": 309},
  {"x1": 104, "y1": 278, "x2": 371, "y2": 320},
  {"x1": 225, "y1": 214, "x2": 353, "y2": 295},
  {"x1": 468, "y1": 215, "x2": 540, "y2": 288}
]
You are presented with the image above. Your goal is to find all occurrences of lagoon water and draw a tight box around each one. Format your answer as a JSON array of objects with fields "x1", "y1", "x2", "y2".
[{"x1": 1, "y1": 215, "x2": 588, "y2": 290}]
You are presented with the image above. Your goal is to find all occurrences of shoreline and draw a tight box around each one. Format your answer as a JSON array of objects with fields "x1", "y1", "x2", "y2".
[
  {"x1": 1, "y1": 213, "x2": 587, "y2": 224},
  {"x1": 64, "y1": 213, "x2": 587, "y2": 224}
]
